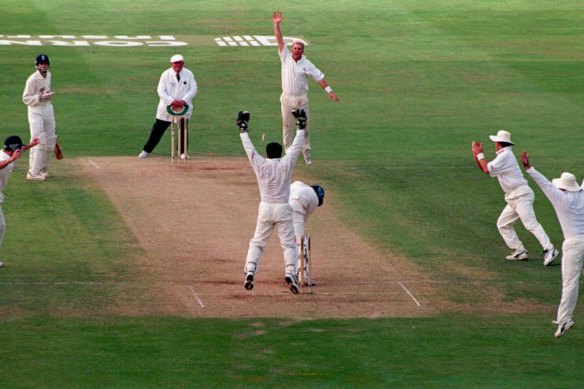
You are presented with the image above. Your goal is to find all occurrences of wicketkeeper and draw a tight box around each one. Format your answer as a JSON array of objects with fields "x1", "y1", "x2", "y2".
[{"x1": 238, "y1": 109, "x2": 305, "y2": 294}]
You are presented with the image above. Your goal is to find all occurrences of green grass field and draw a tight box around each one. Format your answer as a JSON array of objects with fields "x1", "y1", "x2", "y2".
[{"x1": 1, "y1": 0, "x2": 584, "y2": 387}]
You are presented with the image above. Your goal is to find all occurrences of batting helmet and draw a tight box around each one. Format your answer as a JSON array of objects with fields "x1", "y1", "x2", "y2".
[
  {"x1": 311, "y1": 185, "x2": 325, "y2": 206},
  {"x1": 35, "y1": 54, "x2": 50, "y2": 66},
  {"x1": 4, "y1": 135, "x2": 24, "y2": 152}
]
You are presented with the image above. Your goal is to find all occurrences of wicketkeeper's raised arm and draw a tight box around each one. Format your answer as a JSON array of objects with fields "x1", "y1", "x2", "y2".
[
  {"x1": 272, "y1": 11, "x2": 285, "y2": 52},
  {"x1": 472, "y1": 140, "x2": 489, "y2": 174}
]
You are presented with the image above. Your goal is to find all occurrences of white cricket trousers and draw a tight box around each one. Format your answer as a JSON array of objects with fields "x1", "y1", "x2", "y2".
[
  {"x1": 244, "y1": 202, "x2": 297, "y2": 276},
  {"x1": 556, "y1": 237, "x2": 584, "y2": 324},
  {"x1": 27, "y1": 104, "x2": 57, "y2": 176},
  {"x1": 28, "y1": 104, "x2": 56, "y2": 143},
  {"x1": 497, "y1": 190, "x2": 552, "y2": 252},
  {"x1": 280, "y1": 93, "x2": 310, "y2": 153}
]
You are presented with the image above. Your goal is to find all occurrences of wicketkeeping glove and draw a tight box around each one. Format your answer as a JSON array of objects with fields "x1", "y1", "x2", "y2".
[
  {"x1": 236, "y1": 111, "x2": 250, "y2": 132},
  {"x1": 291, "y1": 109, "x2": 307, "y2": 130}
]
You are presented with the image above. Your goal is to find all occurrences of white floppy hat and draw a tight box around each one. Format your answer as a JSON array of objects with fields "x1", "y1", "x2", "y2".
[
  {"x1": 552, "y1": 172, "x2": 581, "y2": 192},
  {"x1": 170, "y1": 54, "x2": 184, "y2": 63},
  {"x1": 489, "y1": 130, "x2": 514, "y2": 145}
]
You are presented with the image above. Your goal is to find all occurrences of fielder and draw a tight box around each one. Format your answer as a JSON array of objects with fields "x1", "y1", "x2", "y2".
[
  {"x1": 289, "y1": 180, "x2": 325, "y2": 280},
  {"x1": 22, "y1": 54, "x2": 63, "y2": 181},
  {"x1": 238, "y1": 109, "x2": 305, "y2": 294},
  {"x1": 520, "y1": 151, "x2": 584, "y2": 338},
  {"x1": 272, "y1": 11, "x2": 339, "y2": 165},
  {"x1": 139, "y1": 54, "x2": 197, "y2": 159},
  {"x1": 472, "y1": 130, "x2": 559, "y2": 265},
  {"x1": 0, "y1": 135, "x2": 40, "y2": 267}
]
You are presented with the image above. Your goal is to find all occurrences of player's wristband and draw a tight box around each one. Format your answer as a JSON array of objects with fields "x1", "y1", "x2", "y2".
[
  {"x1": 477, "y1": 153, "x2": 485, "y2": 160},
  {"x1": 325, "y1": 86, "x2": 333, "y2": 93}
]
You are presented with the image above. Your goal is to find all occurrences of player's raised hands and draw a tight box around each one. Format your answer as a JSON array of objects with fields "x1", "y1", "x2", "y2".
[{"x1": 272, "y1": 11, "x2": 283, "y2": 24}]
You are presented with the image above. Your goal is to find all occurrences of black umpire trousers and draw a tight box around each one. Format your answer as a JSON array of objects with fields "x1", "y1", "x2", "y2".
[{"x1": 142, "y1": 118, "x2": 188, "y2": 154}]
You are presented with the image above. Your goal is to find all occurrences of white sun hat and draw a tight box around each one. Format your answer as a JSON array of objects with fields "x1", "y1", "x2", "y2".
[
  {"x1": 489, "y1": 130, "x2": 514, "y2": 145},
  {"x1": 552, "y1": 172, "x2": 581, "y2": 192},
  {"x1": 170, "y1": 54, "x2": 184, "y2": 63}
]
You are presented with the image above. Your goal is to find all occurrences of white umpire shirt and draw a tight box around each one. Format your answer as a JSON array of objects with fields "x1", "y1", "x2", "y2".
[
  {"x1": 155, "y1": 67, "x2": 197, "y2": 121},
  {"x1": 240, "y1": 130, "x2": 305, "y2": 203},
  {"x1": 487, "y1": 147, "x2": 531, "y2": 199},
  {"x1": 289, "y1": 181, "x2": 319, "y2": 221},
  {"x1": 0, "y1": 151, "x2": 15, "y2": 203},
  {"x1": 23, "y1": 71, "x2": 52, "y2": 108},
  {"x1": 527, "y1": 167, "x2": 584, "y2": 238},
  {"x1": 279, "y1": 45, "x2": 324, "y2": 96}
]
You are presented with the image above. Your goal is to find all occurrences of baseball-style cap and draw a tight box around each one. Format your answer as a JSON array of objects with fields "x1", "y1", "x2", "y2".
[
  {"x1": 170, "y1": 54, "x2": 184, "y2": 63},
  {"x1": 4, "y1": 135, "x2": 24, "y2": 151}
]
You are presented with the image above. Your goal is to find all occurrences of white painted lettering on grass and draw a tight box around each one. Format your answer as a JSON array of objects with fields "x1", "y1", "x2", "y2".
[
  {"x1": 214, "y1": 35, "x2": 307, "y2": 47},
  {"x1": 0, "y1": 35, "x2": 187, "y2": 47},
  {"x1": 0, "y1": 34, "x2": 306, "y2": 48}
]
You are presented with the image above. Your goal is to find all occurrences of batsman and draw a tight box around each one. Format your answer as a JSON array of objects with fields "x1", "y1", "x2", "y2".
[{"x1": 22, "y1": 54, "x2": 63, "y2": 181}]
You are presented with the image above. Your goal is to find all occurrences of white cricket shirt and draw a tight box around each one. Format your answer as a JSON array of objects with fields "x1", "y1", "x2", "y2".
[
  {"x1": 527, "y1": 167, "x2": 584, "y2": 238},
  {"x1": 0, "y1": 151, "x2": 15, "y2": 203},
  {"x1": 487, "y1": 147, "x2": 529, "y2": 195},
  {"x1": 279, "y1": 45, "x2": 324, "y2": 96},
  {"x1": 240, "y1": 130, "x2": 305, "y2": 203},
  {"x1": 289, "y1": 181, "x2": 319, "y2": 220},
  {"x1": 22, "y1": 71, "x2": 52, "y2": 107}
]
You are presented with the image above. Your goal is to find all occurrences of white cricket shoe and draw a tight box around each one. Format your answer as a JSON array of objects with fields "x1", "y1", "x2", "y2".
[
  {"x1": 555, "y1": 320, "x2": 574, "y2": 338},
  {"x1": 138, "y1": 151, "x2": 150, "y2": 158},
  {"x1": 506, "y1": 249, "x2": 528, "y2": 261},
  {"x1": 26, "y1": 172, "x2": 46, "y2": 181},
  {"x1": 180, "y1": 153, "x2": 187, "y2": 160},
  {"x1": 543, "y1": 247, "x2": 559, "y2": 266}
]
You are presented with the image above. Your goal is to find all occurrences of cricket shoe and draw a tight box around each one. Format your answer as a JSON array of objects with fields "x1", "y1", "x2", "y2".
[
  {"x1": 26, "y1": 172, "x2": 46, "y2": 181},
  {"x1": 180, "y1": 153, "x2": 188, "y2": 160},
  {"x1": 506, "y1": 249, "x2": 528, "y2": 261},
  {"x1": 285, "y1": 273, "x2": 299, "y2": 294},
  {"x1": 543, "y1": 247, "x2": 559, "y2": 266},
  {"x1": 244, "y1": 273, "x2": 254, "y2": 291},
  {"x1": 138, "y1": 151, "x2": 150, "y2": 158},
  {"x1": 555, "y1": 320, "x2": 574, "y2": 338}
]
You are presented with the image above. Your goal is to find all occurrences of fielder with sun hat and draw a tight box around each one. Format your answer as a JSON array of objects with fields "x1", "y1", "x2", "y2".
[
  {"x1": 472, "y1": 130, "x2": 559, "y2": 265},
  {"x1": 139, "y1": 54, "x2": 197, "y2": 159},
  {"x1": 0, "y1": 135, "x2": 40, "y2": 268},
  {"x1": 520, "y1": 151, "x2": 584, "y2": 338}
]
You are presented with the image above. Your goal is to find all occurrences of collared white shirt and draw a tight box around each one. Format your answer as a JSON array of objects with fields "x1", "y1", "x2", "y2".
[
  {"x1": 289, "y1": 181, "x2": 319, "y2": 221},
  {"x1": 23, "y1": 70, "x2": 52, "y2": 107},
  {"x1": 279, "y1": 45, "x2": 324, "y2": 96},
  {"x1": 240, "y1": 130, "x2": 305, "y2": 203},
  {"x1": 156, "y1": 67, "x2": 197, "y2": 121},
  {"x1": 527, "y1": 167, "x2": 584, "y2": 238},
  {"x1": 487, "y1": 147, "x2": 529, "y2": 194},
  {"x1": 0, "y1": 151, "x2": 15, "y2": 203}
]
